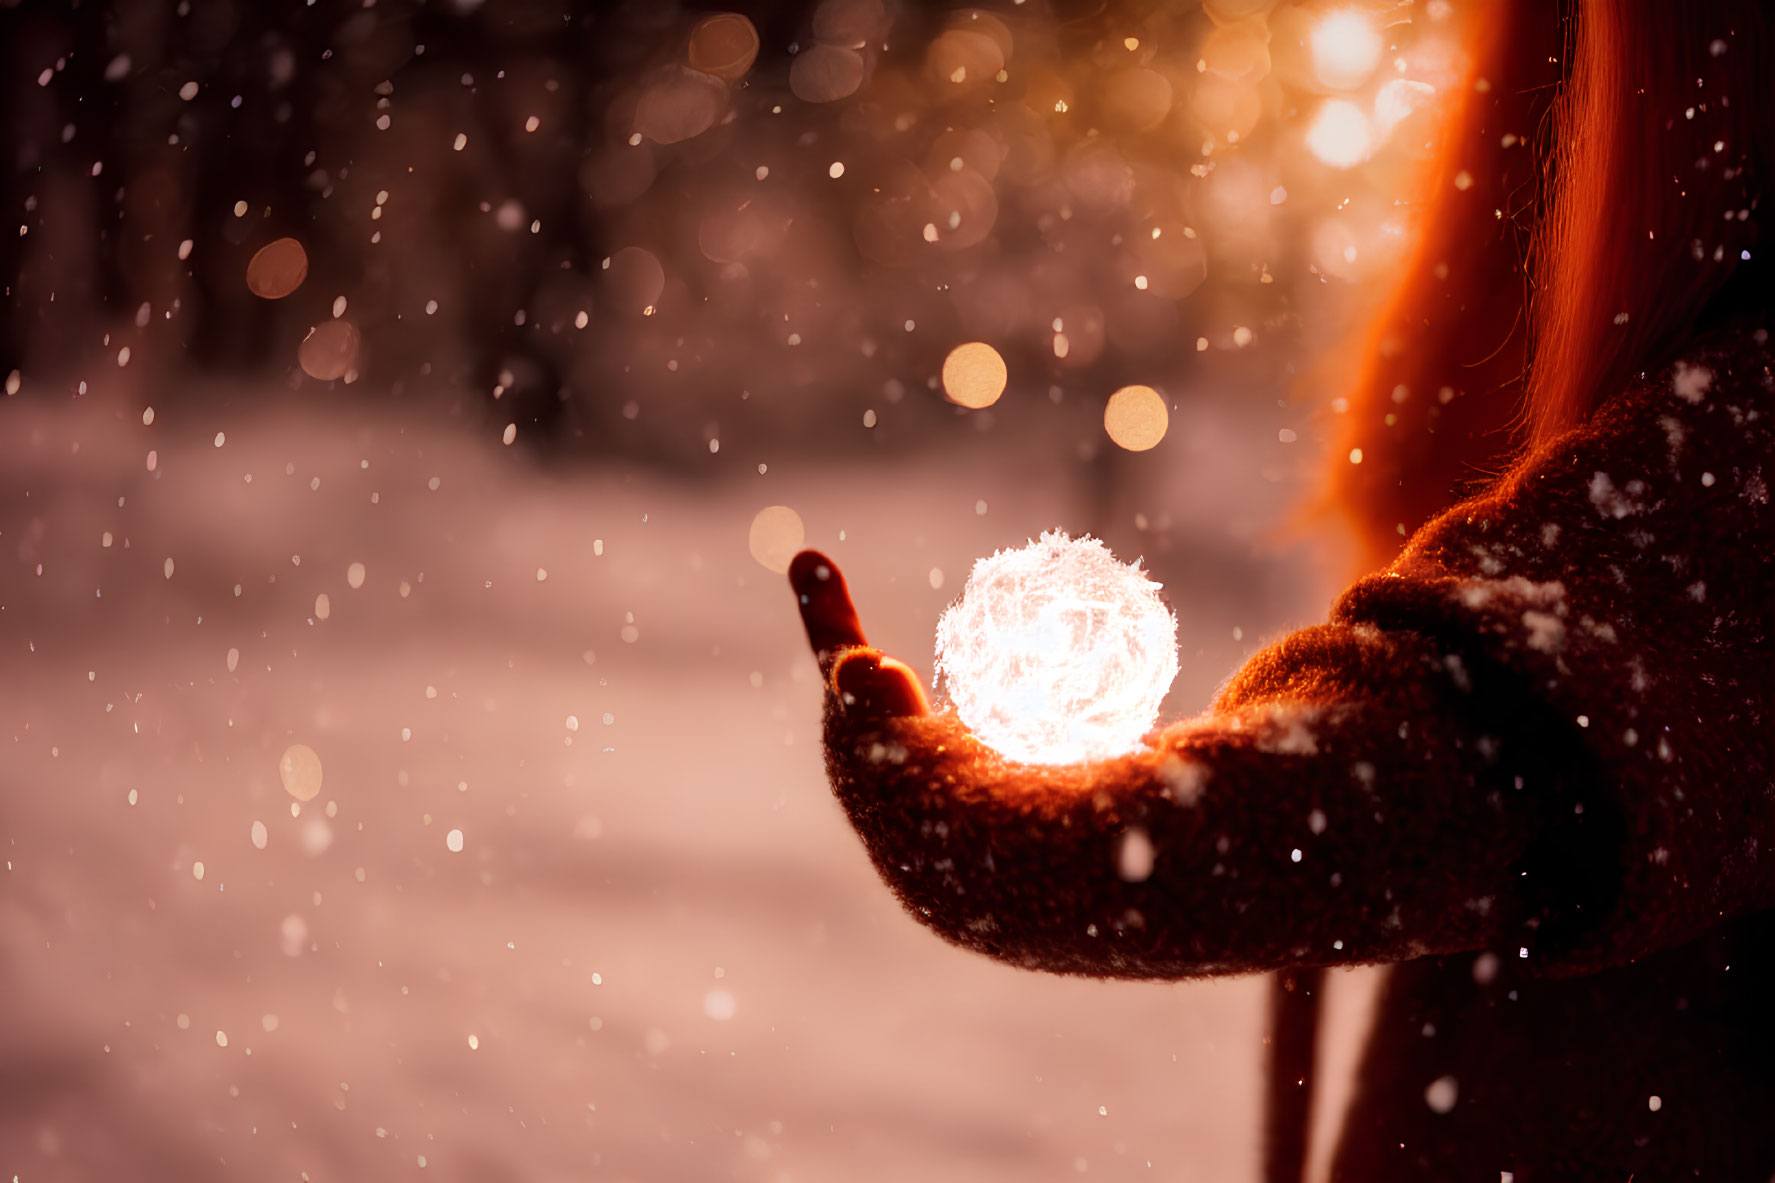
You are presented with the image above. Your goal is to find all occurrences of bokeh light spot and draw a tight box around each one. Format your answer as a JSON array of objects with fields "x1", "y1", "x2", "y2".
[
  {"x1": 1104, "y1": 385, "x2": 1169, "y2": 451},
  {"x1": 634, "y1": 68, "x2": 725, "y2": 143},
  {"x1": 1311, "y1": 11, "x2": 1384, "y2": 90},
  {"x1": 1306, "y1": 99, "x2": 1372, "y2": 168},
  {"x1": 1201, "y1": 20, "x2": 1271, "y2": 82},
  {"x1": 926, "y1": 29, "x2": 1004, "y2": 92},
  {"x1": 601, "y1": 246, "x2": 666, "y2": 315},
  {"x1": 687, "y1": 13, "x2": 759, "y2": 82},
  {"x1": 789, "y1": 44, "x2": 865, "y2": 103},
  {"x1": 1100, "y1": 68, "x2": 1174, "y2": 132},
  {"x1": 812, "y1": 0, "x2": 889, "y2": 48},
  {"x1": 297, "y1": 320, "x2": 360, "y2": 381},
  {"x1": 245, "y1": 238, "x2": 308, "y2": 299},
  {"x1": 941, "y1": 341, "x2": 1007, "y2": 408},
  {"x1": 279, "y1": 743, "x2": 323, "y2": 802},
  {"x1": 704, "y1": 988, "x2": 737, "y2": 1020},
  {"x1": 748, "y1": 505, "x2": 805, "y2": 573}
]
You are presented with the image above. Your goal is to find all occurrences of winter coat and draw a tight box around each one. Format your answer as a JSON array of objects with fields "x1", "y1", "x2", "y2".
[{"x1": 809, "y1": 324, "x2": 1775, "y2": 1180}]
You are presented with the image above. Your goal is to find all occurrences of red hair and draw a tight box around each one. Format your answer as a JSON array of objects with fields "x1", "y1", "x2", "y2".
[{"x1": 1329, "y1": 1, "x2": 1773, "y2": 567}]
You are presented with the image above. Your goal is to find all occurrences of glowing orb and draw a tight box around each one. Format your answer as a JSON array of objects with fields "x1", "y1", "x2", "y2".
[{"x1": 934, "y1": 532, "x2": 1179, "y2": 764}]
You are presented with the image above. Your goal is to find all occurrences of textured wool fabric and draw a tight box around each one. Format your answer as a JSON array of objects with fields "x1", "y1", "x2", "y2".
[{"x1": 803, "y1": 324, "x2": 1775, "y2": 1178}]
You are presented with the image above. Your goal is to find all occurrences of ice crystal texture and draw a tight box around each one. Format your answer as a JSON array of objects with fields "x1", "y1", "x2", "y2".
[{"x1": 934, "y1": 531, "x2": 1179, "y2": 764}]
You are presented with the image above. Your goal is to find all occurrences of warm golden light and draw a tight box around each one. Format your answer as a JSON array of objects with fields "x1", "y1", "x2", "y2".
[
  {"x1": 933, "y1": 532, "x2": 1179, "y2": 765},
  {"x1": 1104, "y1": 385, "x2": 1169, "y2": 451},
  {"x1": 748, "y1": 505, "x2": 805, "y2": 573},
  {"x1": 1310, "y1": 11, "x2": 1384, "y2": 90},
  {"x1": 1305, "y1": 99, "x2": 1372, "y2": 168},
  {"x1": 941, "y1": 341, "x2": 1008, "y2": 408}
]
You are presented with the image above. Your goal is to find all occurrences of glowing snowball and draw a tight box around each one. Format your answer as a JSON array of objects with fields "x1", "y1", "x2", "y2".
[{"x1": 934, "y1": 532, "x2": 1179, "y2": 764}]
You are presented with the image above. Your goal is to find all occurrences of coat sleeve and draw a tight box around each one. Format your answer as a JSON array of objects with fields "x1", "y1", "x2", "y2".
[
  {"x1": 819, "y1": 331, "x2": 1775, "y2": 981},
  {"x1": 1333, "y1": 335, "x2": 1775, "y2": 974},
  {"x1": 822, "y1": 615, "x2": 1591, "y2": 980}
]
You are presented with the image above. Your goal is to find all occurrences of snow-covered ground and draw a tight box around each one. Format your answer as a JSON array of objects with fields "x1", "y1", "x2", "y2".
[{"x1": 0, "y1": 389, "x2": 1351, "y2": 1181}]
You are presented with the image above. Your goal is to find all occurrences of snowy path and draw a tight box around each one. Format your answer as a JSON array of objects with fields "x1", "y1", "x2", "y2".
[{"x1": 0, "y1": 393, "x2": 1342, "y2": 1181}]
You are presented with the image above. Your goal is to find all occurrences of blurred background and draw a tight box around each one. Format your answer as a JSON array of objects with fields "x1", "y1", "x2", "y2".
[{"x1": 0, "y1": 0, "x2": 1472, "y2": 1177}]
